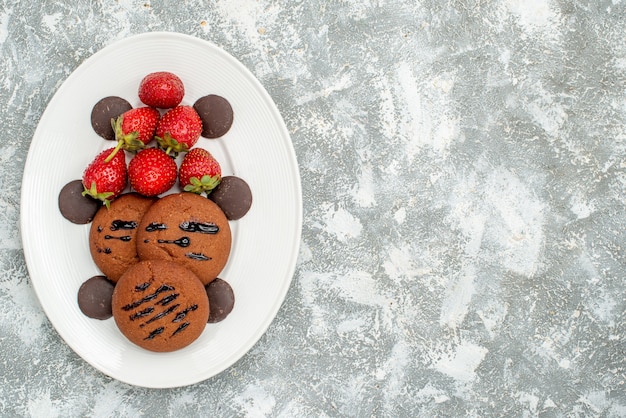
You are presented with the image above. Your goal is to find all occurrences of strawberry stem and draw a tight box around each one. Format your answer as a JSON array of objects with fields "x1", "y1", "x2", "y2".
[
  {"x1": 82, "y1": 181, "x2": 114, "y2": 208},
  {"x1": 104, "y1": 141, "x2": 123, "y2": 163}
]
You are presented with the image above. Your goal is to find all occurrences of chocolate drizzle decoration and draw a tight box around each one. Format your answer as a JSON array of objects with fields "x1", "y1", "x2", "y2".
[
  {"x1": 129, "y1": 307, "x2": 154, "y2": 321},
  {"x1": 104, "y1": 235, "x2": 131, "y2": 242},
  {"x1": 122, "y1": 281, "x2": 199, "y2": 341},
  {"x1": 145, "y1": 222, "x2": 167, "y2": 232},
  {"x1": 172, "y1": 304, "x2": 198, "y2": 323},
  {"x1": 121, "y1": 284, "x2": 175, "y2": 311},
  {"x1": 179, "y1": 221, "x2": 219, "y2": 234},
  {"x1": 156, "y1": 293, "x2": 179, "y2": 306},
  {"x1": 157, "y1": 237, "x2": 190, "y2": 247},
  {"x1": 186, "y1": 252, "x2": 211, "y2": 261},
  {"x1": 110, "y1": 220, "x2": 137, "y2": 231},
  {"x1": 141, "y1": 304, "x2": 180, "y2": 327},
  {"x1": 172, "y1": 322, "x2": 191, "y2": 337},
  {"x1": 135, "y1": 282, "x2": 150, "y2": 292},
  {"x1": 144, "y1": 327, "x2": 165, "y2": 340}
]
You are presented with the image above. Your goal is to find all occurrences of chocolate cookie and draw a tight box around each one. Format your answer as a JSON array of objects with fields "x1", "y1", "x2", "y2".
[
  {"x1": 208, "y1": 176, "x2": 252, "y2": 220},
  {"x1": 112, "y1": 260, "x2": 209, "y2": 352},
  {"x1": 59, "y1": 179, "x2": 100, "y2": 224},
  {"x1": 89, "y1": 193, "x2": 157, "y2": 282},
  {"x1": 136, "y1": 192, "x2": 232, "y2": 285},
  {"x1": 91, "y1": 96, "x2": 133, "y2": 141},
  {"x1": 193, "y1": 94, "x2": 233, "y2": 138}
]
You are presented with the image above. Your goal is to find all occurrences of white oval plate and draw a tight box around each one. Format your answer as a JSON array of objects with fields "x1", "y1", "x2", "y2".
[{"x1": 20, "y1": 32, "x2": 302, "y2": 388}]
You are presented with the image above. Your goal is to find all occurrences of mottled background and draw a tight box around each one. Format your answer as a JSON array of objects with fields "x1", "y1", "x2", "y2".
[{"x1": 1, "y1": 0, "x2": 625, "y2": 416}]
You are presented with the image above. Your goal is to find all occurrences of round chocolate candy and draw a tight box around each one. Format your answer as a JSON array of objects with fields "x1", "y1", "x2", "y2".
[
  {"x1": 208, "y1": 176, "x2": 252, "y2": 220},
  {"x1": 205, "y1": 278, "x2": 235, "y2": 323},
  {"x1": 91, "y1": 96, "x2": 132, "y2": 141},
  {"x1": 193, "y1": 94, "x2": 233, "y2": 138},
  {"x1": 58, "y1": 179, "x2": 100, "y2": 224},
  {"x1": 78, "y1": 275, "x2": 115, "y2": 320}
]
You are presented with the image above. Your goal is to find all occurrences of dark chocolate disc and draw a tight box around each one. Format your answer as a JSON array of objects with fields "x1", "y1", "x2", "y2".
[
  {"x1": 58, "y1": 180, "x2": 100, "y2": 224},
  {"x1": 78, "y1": 275, "x2": 115, "y2": 320},
  {"x1": 91, "y1": 96, "x2": 132, "y2": 141},
  {"x1": 205, "y1": 278, "x2": 235, "y2": 323},
  {"x1": 208, "y1": 176, "x2": 252, "y2": 220},
  {"x1": 193, "y1": 95, "x2": 234, "y2": 138}
]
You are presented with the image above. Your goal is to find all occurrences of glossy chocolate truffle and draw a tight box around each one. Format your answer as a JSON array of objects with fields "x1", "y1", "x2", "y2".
[
  {"x1": 208, "y1": 176, "x2": 252, "y2": 220},
  {"x1": 77, "y1": 275, "x2": 115, "y2": 320},
  {"x1": 58, "y1": 179, "x2": 100, "y2": 224},
  {"x1": 193, "y1": 94, "x2": 233, "y2": 138},
  {"x1": 91, "y1": 96, "x2": 132, "y2": 141}
]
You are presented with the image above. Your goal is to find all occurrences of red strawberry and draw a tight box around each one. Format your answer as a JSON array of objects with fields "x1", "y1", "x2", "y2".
[
  {"x1": 128, "y1": 148, "x2": 177, "y2": 196},
  {"x1": 82, "y1": 148, "x2": 128, "y2": 208},
  {"x1": 105, "y1": 107, "x2": 160, "y2": 162},
  {"x1": 138, "y1": 72, "x2": 185, "y2": 109},
  {"x1": 179, "y1": 148, "x2": 222, "y2": 195},
  {"x1": 155, "y1": 105, "x2": 203, "y2": 156}
]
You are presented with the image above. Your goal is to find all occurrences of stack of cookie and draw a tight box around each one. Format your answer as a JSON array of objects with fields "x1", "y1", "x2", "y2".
[{"x1": 79, "y1": 192, "x2": 242, "y2": 352}]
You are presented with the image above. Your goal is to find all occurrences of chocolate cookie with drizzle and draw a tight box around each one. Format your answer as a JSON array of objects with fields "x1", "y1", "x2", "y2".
[
  {"x1": 136, "y1": 192, "x2": 232, "y2": 285},
  {"x1": 112, "y1": 260, "x2": 209, "y2": 352},
  {"x1": 89, "y1": 193, "x2": 157, "y2": 282}
]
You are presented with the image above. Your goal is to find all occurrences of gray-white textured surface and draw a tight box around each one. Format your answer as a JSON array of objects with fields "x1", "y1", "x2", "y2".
[{"x1": 1, "y1": 1, "x2": 625, "y2": 416}]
